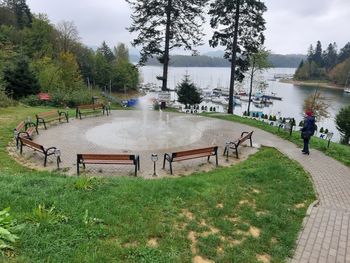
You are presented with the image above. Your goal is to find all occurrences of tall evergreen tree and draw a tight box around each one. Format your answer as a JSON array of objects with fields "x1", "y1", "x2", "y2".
[
  {"x1": 3, "y1": 57, "x2": 39, "y2": 99},
  {"x1": 338, "y1": 42, "x2": 350, "y2": 63},
  {"x1": 209, "y1": 0, "x2": 267, "y2": 114},
  {"x1": 126, "y1": 0, "x2": 208, "y2": 97},
  {"x1": 3, "y1": 0, "x2": 32, "y2": 29},
  {"x1": 97, "y1": 41, "x2": 115, "y2": 63},
  {"x1": 114, "y1": 43, "x2": 129, "y2": 63},
  {"x1": 313, "y1": 40, "x2": 323, "y2": 66},
  {"x1": 323, "y1": 42, "x2": 338, "y2": 70}
]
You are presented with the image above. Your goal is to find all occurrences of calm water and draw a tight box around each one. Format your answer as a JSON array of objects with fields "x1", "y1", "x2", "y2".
[{"x1": 140, "y1": 66, "x2": 350, "y2": 142}]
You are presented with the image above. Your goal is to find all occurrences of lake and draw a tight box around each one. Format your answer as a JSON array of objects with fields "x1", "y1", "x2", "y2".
[{"x1": 139, "y1": 66, "x2": 350, "y2": 142}]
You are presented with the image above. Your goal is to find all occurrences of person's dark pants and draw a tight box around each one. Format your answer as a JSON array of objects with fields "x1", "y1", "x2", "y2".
[{"x1": 303, "y1": 137, "x2": 310, "y2": 153}]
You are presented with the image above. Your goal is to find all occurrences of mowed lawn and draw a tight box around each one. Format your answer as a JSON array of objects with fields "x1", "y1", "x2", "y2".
[{"x1": 0, "y1": 106, "x2": 315, "y2": 262}]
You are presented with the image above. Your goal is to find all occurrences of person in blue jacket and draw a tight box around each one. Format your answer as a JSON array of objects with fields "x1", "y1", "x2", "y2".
[{"x1": 301, "y1": 111, "x2": 316, "y2": 155}]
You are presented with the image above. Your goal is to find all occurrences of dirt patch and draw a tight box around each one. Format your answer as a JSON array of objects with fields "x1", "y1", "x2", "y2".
[
  {"x1": 239, "y1": 199, "x2": 256, "y2": 208},
  {"x1": 182, "y1": 209, "x2": 195, "y2": 220},
  {"x1": 123, "y1": 241, "x2": 139, "y2": 248},
  {"x1": 193, "y1": 255, "x2": 214, "y2": 263},
  {"x1": 224, "y1": 216, "x2": 239, "y2": 223},
  {"x1": 249, "y1": 226, "x2": 261, "y2": 238},
  {"x1": 295, "y1": 203, "x2": 306, "y2": 209},
  {"x1": 147, "y1": 238, "x2": 158, "y2": 247},
  {"x1": 256, "y1": 211, "x2": 268, "y2": 216},
  {"x1": 216, "y1": 203, "x2": 224, "y2": 209},
  {"x1": 256, "y1": 253, "x2": 271, "y2": 263},
  {"x1": 252, "y1": 188, "x2": 261, "y2": 194},
  {"x1": 188, "y1": 231, "x2": 198, "y2": 254}
]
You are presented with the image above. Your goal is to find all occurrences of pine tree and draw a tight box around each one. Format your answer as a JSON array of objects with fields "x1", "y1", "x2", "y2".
[
  {"x1": 209, "y1": 0, "x2": 267, "y2": 114},
  {"x1": 3, "y1": 0, "x2": 32, "y2": 29},
  {"x1": 176, "y1": 75, "x2": 202, "y2": 106},
  {"x1": 313, "y1": 41, "x2": 323, "y2": 66},
  {"x1": 114, "y1": 43, "x2": 129, "y2": 63},
  {"x1": 3, "y1": 57, "x2": 39, "y2": 99},
  {"x1": 126, "y1": 0, "x2": 208, "y2": 94},
  {"x1": 97, "y1": 41, "x2": 115, "y2": 63},
  {"x1": 336, "y1": 105, "x2": 350, "y2": 144},
  {"x1": 323, "y1": 42, "x2": 338, "y2": 70}
]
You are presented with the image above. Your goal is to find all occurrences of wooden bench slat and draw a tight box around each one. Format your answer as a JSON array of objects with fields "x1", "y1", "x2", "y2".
[
  {"x1": 77, "y1": 153, "x2": 139, "y2": 176},
  {"x1": 163, "y1": 146, "x2": 218, "y2": 175},
  {"x1": 19, "y1": 137, "x2": 43, "y2": 151},
  {"x1": 16, "y1": 121, "x2": 25, "y2": 131},
  {"x1": 174, "y1": 147, "x2": 217, "y2": 158},
  {"x1": 173, "y1": 153, "x2": 216, "y2": 162}
]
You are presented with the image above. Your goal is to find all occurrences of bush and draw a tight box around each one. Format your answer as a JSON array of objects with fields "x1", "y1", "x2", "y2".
[
  {"x1": 21, "y1": 89, "x2": 94, "y2": 108},
  {"x1": 336, "y1": 105, "x2": 350, "y2": 145},
  {"x1": 324, "y1": 129, "x2": 329, "y2": 134},
  {"x1": 0, "y1": 86, "x2": 16, "y2": 108},
  {"x1": 319, "y1": 127, "x2": 324, "y2": 133},
  {"x1": 273, "y1": 116, "x2": 277, "y2": 121}
]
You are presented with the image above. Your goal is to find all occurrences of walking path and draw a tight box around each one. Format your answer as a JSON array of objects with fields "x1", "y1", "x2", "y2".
[{"x1": 234, "y1": 121, "x2": 350, "y2": 263}]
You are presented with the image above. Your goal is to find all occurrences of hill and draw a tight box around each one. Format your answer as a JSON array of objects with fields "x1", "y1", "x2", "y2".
[{"x1": 130, "y1": 52, "x2": 306, "y2": 68}]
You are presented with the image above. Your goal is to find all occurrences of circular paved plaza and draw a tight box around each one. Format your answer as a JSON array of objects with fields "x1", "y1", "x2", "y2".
[{"x1": 21, "y1": 111, "x2": 257, "y2": 177}]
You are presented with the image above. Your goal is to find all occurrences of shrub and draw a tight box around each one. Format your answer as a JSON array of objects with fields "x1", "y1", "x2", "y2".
[
  {"x1": 27, "y1": 204, "x2": 68, "y2": 226},
  {"x1": 324, "y1": 129, "x2": 329, "y2": 134},
  {"x1": 336, "y1": 105, "x2": 350, "y2": 144},
  {"x1": 273, "y1": 116, "x2": 277, "y2": 121},
  {"x1": 0, "y1": 86, "x2": 16, "y2": 108},
  {"x1": 319, "y1": 127, "x2": 324, "y2": 133},
  {"x1": 0, "y1": 207, "x2": 25, "y2": 253}
]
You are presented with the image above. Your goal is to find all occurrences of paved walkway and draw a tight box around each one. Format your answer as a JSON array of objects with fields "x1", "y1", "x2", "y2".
[{"x1": 232, "y1": 120, "x2": 350, "y2": 263}]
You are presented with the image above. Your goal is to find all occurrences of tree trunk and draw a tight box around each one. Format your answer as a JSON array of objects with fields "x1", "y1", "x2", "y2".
[
  {"x1": 228, "y1": 0, "x2": 240, "y2": 114},
  {"x1": 161, "y1": 0, "x2": 172, "y2": 109},
  {"x1": 247, "y1": 57, "x2": 256, "y2": 116}
]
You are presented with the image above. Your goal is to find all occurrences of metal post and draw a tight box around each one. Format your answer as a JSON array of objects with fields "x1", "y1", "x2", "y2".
[{"x1": 151, "y1": 154, "x2": 158, "y2": 177}]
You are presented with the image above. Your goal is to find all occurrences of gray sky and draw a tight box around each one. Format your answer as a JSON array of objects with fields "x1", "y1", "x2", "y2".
[{"x1": 26, "y1": 0, "x2": 350, "y2": 55}]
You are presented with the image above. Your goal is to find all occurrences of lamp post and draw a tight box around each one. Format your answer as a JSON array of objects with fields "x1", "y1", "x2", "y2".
[{"x1": 151, "y1": 154, "x2": 158, "y2": 177}]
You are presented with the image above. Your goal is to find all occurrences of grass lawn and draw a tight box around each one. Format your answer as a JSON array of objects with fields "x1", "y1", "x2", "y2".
[
  {"x1": 1, "y1": 106, "x2": 316, "y2": 262},
  {"x1": 203, "y1": 113, "x2": 350, "y2": 167}
]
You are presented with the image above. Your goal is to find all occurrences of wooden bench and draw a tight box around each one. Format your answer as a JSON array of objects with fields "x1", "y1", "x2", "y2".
[
  {"x1": 77, "y1": 154, "x2": 140, "y2": 176},
  {"x1": 163, "y1": 146, "x2": 218, "y2": 175},
  {"x1": 14, "y1": 121, "x2": 38, "y2": 148},
  {"x1": 36, "y1": 110, "x2": 69, "y2": 129},
  {"x1": 76, "y1": 104, "x2": 109, "y2": 119},
  {"x1": 223, "y1": 131, "x2": 253, "y2": 159},
  {"x1": 18, "y1": 137, "x2": 61, "y2": 168}
]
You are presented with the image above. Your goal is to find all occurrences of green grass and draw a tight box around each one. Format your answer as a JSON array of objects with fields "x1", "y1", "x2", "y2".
[
  {"x1": 0, "y1": 106, "x2": 316, "y2": 262},
  {"x1": 203, "y1": 113, "x2": 350, "y2": 167}
]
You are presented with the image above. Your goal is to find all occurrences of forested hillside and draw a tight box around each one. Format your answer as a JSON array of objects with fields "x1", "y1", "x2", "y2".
[
  {"x1": 0, "y1": 0, "x2": 138, "y2": 107},
  {"x1": 294, "y1": 41, "x2": 350, "y2": 86},
  {"x1": 130, "y1": 53, "x2": 306, "y2": 68}
]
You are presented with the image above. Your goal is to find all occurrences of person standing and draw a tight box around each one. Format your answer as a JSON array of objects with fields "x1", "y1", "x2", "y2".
[{"x1": 301, "y1": 111, "x2": 316, "y2": 155}]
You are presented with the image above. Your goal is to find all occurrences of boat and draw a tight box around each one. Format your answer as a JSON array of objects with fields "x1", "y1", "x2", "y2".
[
  {"x1": 345, "y1": 88, "x2": 350, "y2": 93},
  {"x1": 233, "y1": 97, "x2": 242, "y2": 106}
]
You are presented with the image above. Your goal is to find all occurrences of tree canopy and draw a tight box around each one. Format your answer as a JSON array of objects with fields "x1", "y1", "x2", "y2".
[
  {"x1": 209, "y1": 0, "x2": 267, "y2": 114},
  {"x1": 336, "y1": 105, "x2": 350, "y2": 145},
  {"x1": 126, "y1": 0, "x2": 208, "y2": 94}
]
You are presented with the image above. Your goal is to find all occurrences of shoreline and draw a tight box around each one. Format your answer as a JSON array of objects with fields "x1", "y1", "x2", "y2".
[{"x1": 279, "y1": 79, "x2": 345, "y2": 90}]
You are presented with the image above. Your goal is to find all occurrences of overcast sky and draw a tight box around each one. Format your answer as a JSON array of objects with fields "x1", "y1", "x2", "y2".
[{"x1": 26, "y1": 0, "x2": 350, "y2": 55}]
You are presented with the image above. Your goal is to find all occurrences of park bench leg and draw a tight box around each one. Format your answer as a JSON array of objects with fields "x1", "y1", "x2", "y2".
[
  {"x1": 207, "y1": 155, "x2": 210, "y2": 162},
  {"x1": 235, "y1": 148, "x2": 239, "y2": 159},
  {"x1": 169, "y1": 162, "x2": 173, "y2": 175},
  {"x1": 138, "y1": 156, "x2": 140, "y2": 171},
  {"x1": 16, "y1": 137, "x2": 19, "y2": 149},
  {"x1": 44, "y1": 154, "x2": 48, "y2": 167},
  {"x1": 77, "y1": 163, "x2": 80, "y2": 176},
  {"x1": 43, "y1": 121, "x2": 47, "y2": 130},
  {"x1": 250, "y1": 137, "x2": 253, "y2": 147},
  {"x1": 134, "y1": 164, "x2": 137, "y2": 176},
  {"x1": 56, "y1": 156, "x2": 61, "y2": 169},
  {"x1": 162, "y1": 154, "x2": 167, "y2": 169},
  {"x1": 215, "y1": 153, "x2": 218, "y2": 166},
  {"x1": 20, "y1": 143, "x2": 23, "y2": 154}
]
